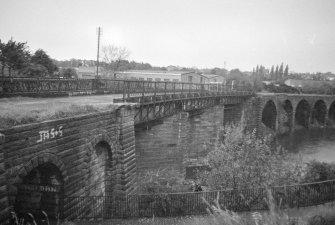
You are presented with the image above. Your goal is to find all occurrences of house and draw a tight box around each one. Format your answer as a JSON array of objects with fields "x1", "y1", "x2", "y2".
[
  {"x1": 76, "y1": 66, "x2": 114, "y2": 79},
  {"x1": 181, "y1": 73, "x2": 226, "y2": 84},
  {"x1": 115, "y1": 70, "x2": 196, "y2": 82}
]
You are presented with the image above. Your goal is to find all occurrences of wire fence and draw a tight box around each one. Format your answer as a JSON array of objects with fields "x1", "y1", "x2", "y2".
[{"x1": 62, "y1": 179, "x2": 335, "y2": 219}]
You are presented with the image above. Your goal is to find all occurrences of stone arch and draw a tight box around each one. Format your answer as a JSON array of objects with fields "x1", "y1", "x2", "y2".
[
  {"x1": 13, "y1": 153, "x2": 66, "y2": 221},
  {"x1": 295, "y1": 99, "x2": 311, "y2": 128},
  {"x1": 312, "y1": 100, "x2": 327, "y2": 125},
  {"x1": 85, "y1": 133, "x2": 117, "y2": 197},
  {"x1": 328, "y1": 101, "x2": 335, "y2": 120},
  {"x1": 262, "y1": 100, "x2": 277, "y2": 131},
  {"x1": 14, "y1": 153, "x2": 67, "y2": 191}
]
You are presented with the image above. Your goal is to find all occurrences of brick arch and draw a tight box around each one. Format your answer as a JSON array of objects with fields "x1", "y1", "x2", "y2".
[
  {"x1": 261, "y1": 100, "x2": 277, "y2": 131},
  {"x1": 84, "y1": 131, "x2": 119, "y2": 196},
  {"x1": 86, "y1": 131, "x2": 118, "y2": 156},
  {"x1": 14, "y1": 153, "x2": 67, "y2": 186}
]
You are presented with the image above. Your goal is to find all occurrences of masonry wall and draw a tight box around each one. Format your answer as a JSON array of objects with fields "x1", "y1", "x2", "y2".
[
  {"x1": 0, "y1": 105, "x2": 136, "y2": 222},
  {"x1": 135, "y1": 104, "x2": 227, "y2": 174}
]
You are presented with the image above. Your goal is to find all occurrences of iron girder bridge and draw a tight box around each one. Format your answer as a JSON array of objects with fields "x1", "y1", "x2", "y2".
[{"x1": 0, "y1": 77, "x2": 255, "y2": 125}]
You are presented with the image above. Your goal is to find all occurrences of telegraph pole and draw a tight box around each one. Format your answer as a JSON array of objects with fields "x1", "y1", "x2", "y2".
[{"x1": 96, "y1": 27, "x2": 102, "y2": 78}]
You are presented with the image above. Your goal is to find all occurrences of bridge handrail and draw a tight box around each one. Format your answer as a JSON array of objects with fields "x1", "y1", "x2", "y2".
[{"x1": 0, "y1": 76, "x2": 255, "y2": 99}]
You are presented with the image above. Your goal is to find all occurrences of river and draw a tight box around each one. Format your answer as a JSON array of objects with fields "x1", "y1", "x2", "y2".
[{"x1": 277, "y1": 127, "x2": 335, "y2": 163}]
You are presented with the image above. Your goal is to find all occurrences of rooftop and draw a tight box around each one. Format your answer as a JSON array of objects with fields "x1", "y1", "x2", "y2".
[{"x1": 116, "y1": 70, "x2": 194, "y2": 76}]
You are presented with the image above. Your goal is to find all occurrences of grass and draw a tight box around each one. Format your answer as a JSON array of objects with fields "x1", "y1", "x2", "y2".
[{"x1": 0, "y1": 96, "x2": 122, "y2": 129}]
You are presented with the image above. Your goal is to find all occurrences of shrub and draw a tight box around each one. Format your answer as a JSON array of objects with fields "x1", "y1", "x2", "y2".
[
  {"x1": 136, "y1": 168, "x2": 189, "y2": 194},
  {"x1": 200, "y1": 123, "x2": 304, "y2": 190},
  {"x1": 303, "y1": 161, "x2": 335, "y2": 183}
]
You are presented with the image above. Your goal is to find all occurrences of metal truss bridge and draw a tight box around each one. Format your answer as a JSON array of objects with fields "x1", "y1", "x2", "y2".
[{"x1": 0, "y1": 77, "x2": 254, "y2": 125}]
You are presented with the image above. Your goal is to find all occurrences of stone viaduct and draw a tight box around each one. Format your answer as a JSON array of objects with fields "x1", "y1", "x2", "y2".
[
  {"x1": 1, "y1": 92, "x2": 335, "y2": 223},
  {"x1": 0, "y1": 106, "x2": 137, "y2": 222},
  {"x1": 254, "y1": 93, "x2": 335, "y2": 134}
]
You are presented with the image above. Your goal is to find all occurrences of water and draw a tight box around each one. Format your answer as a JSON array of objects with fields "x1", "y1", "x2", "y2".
[{"x1": 277, "y1": 127, "x2": 335, "y2": 163}]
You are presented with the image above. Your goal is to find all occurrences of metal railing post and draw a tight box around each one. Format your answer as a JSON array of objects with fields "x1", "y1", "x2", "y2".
[
  {"x1": 164, "y1": 82, "x2": 167, "y2": 97},
  {"x1": 122, "y1": 80, "x2": 126, "y2": 102},
  {"x1": 142, "y1": 81, "x2": 145, "y2": 103},
  {"x1": 154, "y1": 82, "x2": 157, "y2": 102}
]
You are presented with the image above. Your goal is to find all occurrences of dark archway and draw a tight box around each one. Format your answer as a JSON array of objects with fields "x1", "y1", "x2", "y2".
[
  {"x1": 87, "y1": 141, "x2": 112, "y2": 196},
  {"x1": 262, "y1": 100, "x2": 277, "y2": 130},
  {"x1": 15, "y1": 162, "x2": 63, "y2": 221},
  {"x1": 295, "y1": 100, "x2": 311, "y2": 128},
  {"x1": 328, "y1": 101, "x2": 335, "y2": 120},
  {"x1": 312, "y1": 100, "x2": 327, "y2": 125},
  {"x1": 283, "y1": 100, "x2": 293, "y2": 129}
]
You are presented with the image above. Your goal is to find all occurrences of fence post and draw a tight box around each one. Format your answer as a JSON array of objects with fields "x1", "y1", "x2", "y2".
[
  {"x1": 123, "y1": 81, "x2": 126, "y2": 102},
  {"x1": 142, "y1": 81, "x2": 145, "y2": 103},
  {"x1": 164, "y1": 82, "x2": 167, "y2": 97}
]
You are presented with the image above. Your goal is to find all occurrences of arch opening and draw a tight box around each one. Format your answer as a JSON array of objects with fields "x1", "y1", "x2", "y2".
[
  {"x1": 312, "y1": 100, "x2": 327, "y2": 125},
  {"x1": 14, "y1": 162, "x2": 63, "y2": 221},
  {"x1": 295, "y1": 100, "x2": 311, "y2": 128},
  {"x1": 87, "y1": 141, "x2": 112, "y2": 196},
  {"x1": 328, "y1": 101, "x2": 335, "y2": 120},
  {"x1": 262, "y1": 100, "x2": 277, "y2": 131}
]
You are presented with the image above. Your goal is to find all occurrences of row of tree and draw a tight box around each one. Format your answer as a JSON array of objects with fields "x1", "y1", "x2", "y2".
[
  {"x1": 252, "y1": 63, "x2": 289, "y2": 81},
  {"x1": 0, "y1": 38, "x2": 59, "y2": 77}
]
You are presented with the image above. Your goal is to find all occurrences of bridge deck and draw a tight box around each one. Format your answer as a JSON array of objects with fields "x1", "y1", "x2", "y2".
[{"x1": 0, "y1": 94, "x2": 128, "y2": 129}]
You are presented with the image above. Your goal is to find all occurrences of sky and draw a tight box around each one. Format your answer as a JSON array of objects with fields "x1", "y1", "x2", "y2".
[{"x1": 1, "y1": 0, "x2": 335, "y2": 73}]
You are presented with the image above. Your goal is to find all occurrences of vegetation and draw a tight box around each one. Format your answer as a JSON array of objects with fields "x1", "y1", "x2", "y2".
[
  {"x1": 302, "y1": 160, "x2": 335, "y2": 183},
  {"x1": 199, "y1": 123, "x2": 304, "y2": 190},
  {"x1": 137, "y1": 168, "x2": 190, "y2": 194},
  {"x1": 0, "y1": 38, "x2": 58, "y2": 77},
  {"x1": 0, "y1": 97, "x2": 119, "y2": 129},
  {"x1": 263, "y1": 83, "x2": 300, "y2": 94},
  {"x1": 0, "y1": 38, "x2": 30, "y2": 76},
  {"x1": 59, "y1": 67, "x2": 78, "y2": 78}
]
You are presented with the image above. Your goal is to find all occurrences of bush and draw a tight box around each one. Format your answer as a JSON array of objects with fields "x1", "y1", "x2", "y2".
[
  {"x1": 200, "y1": 123, "x2": 304, "y2": 190},
  {"x1": 137, "y1": 168, "x2": 190, "y2": 194},
  {"x1": 303, "y1": 161, "x2": 335, "y2": 183},
  {"x1": 263, "y1": 83, "x2": 300, "y2": 94}
]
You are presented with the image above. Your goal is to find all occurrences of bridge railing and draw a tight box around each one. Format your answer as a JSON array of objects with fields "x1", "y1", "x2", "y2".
[{"x1": 0, "y1": 77, "x2": 254, "y2": 99}]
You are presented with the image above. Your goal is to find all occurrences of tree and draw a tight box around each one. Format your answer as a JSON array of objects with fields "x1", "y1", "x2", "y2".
[
  {"x1": 200, "y1": 123, "x2": 303, "y2": 190},
  {"x1": 0, "y1": 38, "x2": 30, "y2": 76},
  {"x1": 20, "y1": 64, "x2": 48, "y2": 77},
  {"x1": 31, "y1": 49, "x2": 58, "y2": 75},
  {"x1": 101, "y1": 44, "x2": 130, "y2": 75},
  {"x1": 270, "y1": 66, "x2": 274, "y2": 80},
  {"x1": 284, "y1": 65, "x2": 289, "y2": 78},
  {"x1": 279, "y1": 63, "x2": 284, "y2": 80},
  {"x1": 60, "y1": 68, "x2": 78, "y2": 78},
  {"x1": 275, "y1": 65, "x2": 279, "y2": 80}
]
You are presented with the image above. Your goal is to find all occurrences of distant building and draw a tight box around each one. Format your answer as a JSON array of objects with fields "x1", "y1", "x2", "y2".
[
  {"x1": 181, "y1": 73, "x2": 226, "y2": 84},
  {"x1": 284, "y1": 78, "x2": 333, "y2": 88},
  {"x1": 115, "y1": 70, "x2": 195, "y2": 82},
  {"x1": 76, "y1": 66, "x2": 114, "y2": 79}
]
